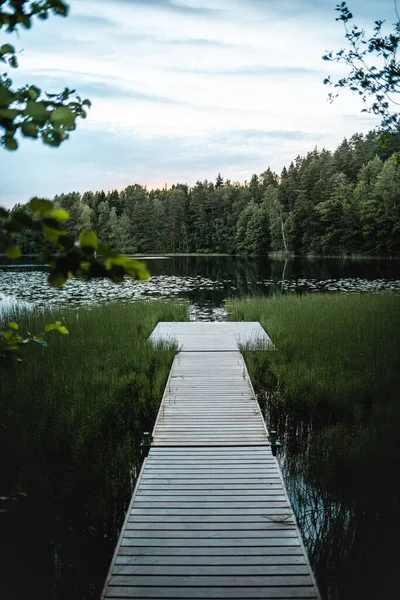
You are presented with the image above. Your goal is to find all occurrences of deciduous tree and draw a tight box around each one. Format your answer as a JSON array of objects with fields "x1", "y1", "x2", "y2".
[{"x1": 323, "y1": 2, "x2": 400, "y2": 134}]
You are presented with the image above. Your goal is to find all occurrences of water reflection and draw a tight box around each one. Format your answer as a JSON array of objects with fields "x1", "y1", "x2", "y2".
[
  {"x1": 264, "y1": 403, "x2": 400, "y2": 600},
  {"x1": 1, "y1": 256, "x2": 400, "y2": 319}
]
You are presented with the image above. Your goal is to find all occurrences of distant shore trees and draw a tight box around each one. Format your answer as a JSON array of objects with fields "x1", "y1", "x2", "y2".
[{"x1": 12, "y1": 129, "x2": 400, "y2": 258}]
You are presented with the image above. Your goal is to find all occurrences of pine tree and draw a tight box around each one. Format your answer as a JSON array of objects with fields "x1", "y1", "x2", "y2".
[{"x1": 215, "y1": 173, "x2": 224, "y2": 189}]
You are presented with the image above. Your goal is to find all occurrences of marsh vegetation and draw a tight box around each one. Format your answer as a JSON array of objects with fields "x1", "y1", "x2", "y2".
[
  {"x1": 0, "y1": 301, "x2": 187, "y2": 599},
  {"x1": 228, "y1": 293, "x2": 400, "y2": 599}
]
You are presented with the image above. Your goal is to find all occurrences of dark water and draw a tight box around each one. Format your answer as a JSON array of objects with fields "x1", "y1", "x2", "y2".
[
  {"x1": 261, "y1": 397, "x2": 400, "y2": 600},
  {"x1": 1, "y1": 256, "x2": 400, "y2": 320},
  {"x1": 1, "y1": 255, "x2": 400, "y2": 599}
]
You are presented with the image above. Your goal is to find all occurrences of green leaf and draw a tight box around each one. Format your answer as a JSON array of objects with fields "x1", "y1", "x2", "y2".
[
  {"x1": 29, "y1": 198, "x2": 54, "y2": 215},
  {"x1": 24, "y1": 101, "x2": 48, "y2": 121},
  {"x1": 12, "y1": 209, "x2": 34, "y2": 226},
  {"x1": 98, "y1": 242, "x2": 116, "y2": 258},
  {"x1": 28, "y1": 86, "x2": 41, "y2": 101},
  {"x1": 106, "y1": 256, "x2": 149, "y2": 279},
  {"x1": 45, "y1": 321, "x2": 69, "y2": 335},
  {"x1": 50, "y1": 106, "x2": 75, "y2": 126},
  {"x1": 58, "y1": 234, "x2": 74, "y2": 249},
  {"x1": 4, "y1": 244, "x2": 21, "y2": 259},
  {"x1": 0, "y1": 44, "x2": 15, "y2": 55},
  {"x1": 2, "y1": 330, "x2": 14, "y2": 340},
  {"x1": 19, "y1": 14, "x2": 31, "y2": 28},
  {"x1": 4, "y1": 137, "x2": 18, "y2": 150},
  {"x1": 0, "y1": 87, "x2": 14, "y2": 107},
  {"x1": 7, "y1": 322, "x2": 19, "y2": 330},
  {"x1": 4, "y1": 218, "x2": 23, "y2": 233},
  {"x1": 79, "y1": 230, "x2": 98, "y2": 249},
  {"x1": 43, "y1": 226, "x2": 65, "y2": 242},
  {"x1": 42, "y1": 217, "x2": 64, "y2": 230},
  {"x1": 48, "y1": 272, "x2": 67, "y2": 287},
  {"x1": 0, "y1": 108, "x2": 19, "y2": 119},
  {"x1": 9, "y1": 55, "x2": 18, "y2": 68},
  {"x1": 21, "y1": 121, "x2": 39, "y2": 138},
  {"x1": 50, "y1": 208, "x2": 70, "y2": 221}
]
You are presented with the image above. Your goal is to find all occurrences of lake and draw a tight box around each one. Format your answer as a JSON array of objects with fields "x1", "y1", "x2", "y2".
[
  {"x1": 1, "y1": 255, "x2": 400, "y2": 599},
  {"x1": 1, "y1": 255, "x2": 400, "y2": 319}
]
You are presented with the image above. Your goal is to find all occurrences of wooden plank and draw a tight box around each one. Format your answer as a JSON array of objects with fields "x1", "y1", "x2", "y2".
[
  {"x1": 136, "y1": 489, "x2": 285, "y2": 495},
  {"x1": 148, "y1": 450, "x2": 271, "y2": 456},
  {"x1": 141, "y1": 466, "x2": 279, "y2": 472},
  {"x1": 126, "y1": 519, "x2": 293, "y2": 536},
  {"x1": 112, "y1": 565, "x2": 310, "y2": 576},
  {"x1": 143, "y1": 464, "x2": 278, "y2": 470},
  {"x1": 139, "y1": 473, "x2": 279, "y2": 485},
  {"x1": 143, "y1": 464, "x2": 278, "y2": 468},
  {"x1": 139, "y1": 482, "x2": 283, "y2": 487},
  {"x1": 114, "y1": 555, "x2": 307, "y2": 566},
  {"x1": 120, "y1": 538, "x2": 301, "y2": 547},
  {"x1": 130, "y1": 508, "x2": 292, "y2": 516},
  {"x1": 129, "y1": 511, "x2": 290, "y2": 519},
  {"x1": 109, "y1": 575, "x2": 313, "y2": 587},
  {"x1": 117, "y1": 546, "x2": 305, "y2": 557},
  {"x1": 129, "y1": 513, "x2": 293, "y2": 522},
  {"x1": 122, "y1": 530, "x2": 297, "y2": 539},
  {"x1": 105, "y1": 586, "x2": 320, "y2": 598},
  {"x1": 153, "y1": 442, "x2": 271, "y2": 447},
  {"x1": 148, "y1": 452, "x2": 271, "y2": 457},
  {"x1": 128, "y1": 513, "x2": 294, "y2": 522},
  {"x1": 133, "y1": 495, "x2": 288, "y2": 503}
]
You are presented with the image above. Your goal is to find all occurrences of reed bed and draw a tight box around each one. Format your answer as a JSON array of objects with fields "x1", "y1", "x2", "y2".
[
  {"x1": 0, "y1": 300, "x2": 187, "y2": 598},
  {"x1": 227, "y1": 293, "x2": 400, "y2": 492}
]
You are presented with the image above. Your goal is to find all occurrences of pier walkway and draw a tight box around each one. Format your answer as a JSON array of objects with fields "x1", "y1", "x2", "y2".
[{"x1": 102, "y1": 322, "x2": 320, "y2": 599}]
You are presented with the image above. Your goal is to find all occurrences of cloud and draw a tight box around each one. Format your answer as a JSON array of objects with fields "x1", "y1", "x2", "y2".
[
  {"x1": 96, "y1": 0, "x2": 221, "y2": 16},
  {"x1": 70, "y1": 14, "x2": 117, "y2": 28},
  {"x1": 243, "y1": 0, "x2": 396, "y2": 21},
  {"x1": 0, "y1": 0, "x2": 388, "y2": 209},
  {"x1": 0, "y1": 120, "x2": 373, "y2": 210},
  {"x1": 168, "y1": 64, "x2": 325, "y2": 78}
]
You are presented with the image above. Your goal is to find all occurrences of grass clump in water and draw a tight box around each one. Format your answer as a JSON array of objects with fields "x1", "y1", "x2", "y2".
[{"x1": 0, "y1": 300, "x2": 187, "y2": 598}]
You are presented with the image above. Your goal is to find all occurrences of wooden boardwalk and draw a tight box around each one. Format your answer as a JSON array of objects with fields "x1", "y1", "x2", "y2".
[
  {"x1": 102, "y1": 323, "x2": 320, "y2": 600},
  {"x1": 152, "y1": 352, "x2": 268, "y2": 446},
  {"x1": 149, "y1": 322, "x2": 275, "y2": 352}
]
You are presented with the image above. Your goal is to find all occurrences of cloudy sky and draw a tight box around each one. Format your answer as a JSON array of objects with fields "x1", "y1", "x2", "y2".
[{"x1": 0, "y1": 0, "x2": 397, "y2": 208}]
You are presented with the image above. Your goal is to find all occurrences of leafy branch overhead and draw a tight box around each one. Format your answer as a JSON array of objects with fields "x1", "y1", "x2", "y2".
[
  {"x1": 1, "y1": 319, "x2": 68, "y2": 366},
  {"x1": 323, "y1": 1, "x2": 400, "y2": 133},
  {"x1": 0, "y1": 198, "x2": 150, "y2": 286},
  {"x1": 0, "y1": 199, "x2": 149, "y2": 364},
  {"x1": 0, "y1": 1, "x2": 90, "y2": 149}
]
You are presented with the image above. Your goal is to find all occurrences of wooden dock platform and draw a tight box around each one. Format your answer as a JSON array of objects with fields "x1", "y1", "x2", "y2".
[{"x1": 102, "y1": 322, "x2": 320, "y2": 600}]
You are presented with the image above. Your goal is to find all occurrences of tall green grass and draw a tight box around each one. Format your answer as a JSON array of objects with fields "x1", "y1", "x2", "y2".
[
  {"x1": 228, "y1": 294, "x2": 400, "y2": 493},
  {"x1": 0, "y1": 300, "x2": 187, "y2": 598},
  {"x1": 229, "y1": 294, "x2": 399, "y2": 410}
]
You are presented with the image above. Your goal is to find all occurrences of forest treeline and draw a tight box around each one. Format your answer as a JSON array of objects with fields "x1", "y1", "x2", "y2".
[{"x1": 14, "y1": 129, "x2": 400, "y2": 256}]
